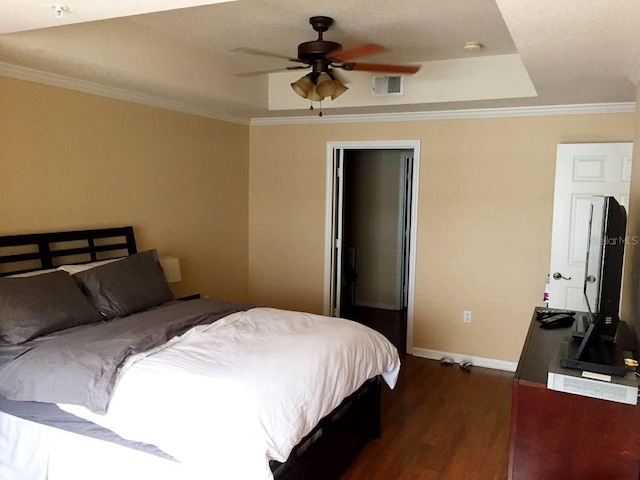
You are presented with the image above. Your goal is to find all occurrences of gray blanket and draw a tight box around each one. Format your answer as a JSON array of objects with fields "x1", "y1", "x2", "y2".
[{"x1": 0, "y1": 299, "x2": 251, "y2": 414}]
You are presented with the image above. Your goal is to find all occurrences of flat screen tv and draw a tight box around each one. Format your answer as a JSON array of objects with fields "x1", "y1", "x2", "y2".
[
  {"x1": 583, "y1": 196, "x2": 626, "y2": 340},
  {"x1": 561, "y1": 196, "x2": 627, "y2": 376}
]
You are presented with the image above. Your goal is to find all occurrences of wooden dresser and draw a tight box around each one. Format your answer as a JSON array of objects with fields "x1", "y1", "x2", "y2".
[{"x1": 508, "y1": 309, "x2": 640, "y2": 479}]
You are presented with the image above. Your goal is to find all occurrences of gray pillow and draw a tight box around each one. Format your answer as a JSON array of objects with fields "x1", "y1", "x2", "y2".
[
  {"x1": 0, "y1": 271, "x2": 104, "y2": 345},
  {"x1": 74, "y1": 249, "x2": 174, "y2": 319}
]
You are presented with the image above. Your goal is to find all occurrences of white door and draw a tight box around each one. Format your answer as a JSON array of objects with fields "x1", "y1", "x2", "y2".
[
  {"x1": 398, "y1": 152, "x2": 413, "y2": 309},
  {"x1": 548, "y1": 143, "x2": 633, "y2": 310}
]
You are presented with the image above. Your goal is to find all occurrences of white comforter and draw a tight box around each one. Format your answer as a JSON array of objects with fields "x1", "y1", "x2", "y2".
[{"x1": 59, "y1": 307, "x2": 401, "y2": 480}]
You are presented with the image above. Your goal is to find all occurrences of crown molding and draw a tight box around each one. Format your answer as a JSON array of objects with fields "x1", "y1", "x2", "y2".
[
  {"x1": 0, "y1": 62, "x2": 250, "y2": 126},
  {"x1": 250, "y1": 102, "x2": 636, "y2": 126},
  {"x1": 2, "y1": 62, "x2": 635, "y2": 127}
]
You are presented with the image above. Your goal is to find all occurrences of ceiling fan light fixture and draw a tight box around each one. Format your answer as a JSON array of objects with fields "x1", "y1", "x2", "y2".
[
  {"x1": 316, "y1": 74, "x2": 337, "y2": 97},
  {"x1": 316, "y1": 72, "x2": 332, "y2": 84},
  {"x1": 330, "y1": 79, "x2": 348, "y2": 100},
  {"x1": 308, "y1": 85, "x2": 324, "y2": 102},
  {"x1": 291, "y1": 74, "x2": 314, "y2": 98}
]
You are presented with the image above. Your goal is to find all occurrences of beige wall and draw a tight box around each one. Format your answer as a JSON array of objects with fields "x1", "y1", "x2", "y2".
[
  {"x1": 1, "y1": 76, "x2": 250, "y2": 302},
  {"x1": 622, "y1": 85, "x2": 640, "y2": 334},
  {"x1": 249, "y1": 114, "x2": 635, "y2": 362},
  {"x1": 4, "y1": 73, "x2": 637, "y2": 363}
]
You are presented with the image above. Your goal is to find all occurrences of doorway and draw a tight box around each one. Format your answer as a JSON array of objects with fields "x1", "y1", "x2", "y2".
[{"x1": 323, "y1": 141, "x2": 420, "y2": 355}]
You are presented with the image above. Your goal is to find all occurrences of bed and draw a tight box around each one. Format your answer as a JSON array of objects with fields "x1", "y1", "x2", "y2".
[{"x1": 0, "y1": 226, "x2": 400, "y2": 480}]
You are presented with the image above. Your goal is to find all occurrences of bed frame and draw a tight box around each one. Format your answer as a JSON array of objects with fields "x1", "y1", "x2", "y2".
[
  {"x1": 0, "y1": 226, "x2": 137, "y2": 276},
  {"x1": 0, "y1": 226, "x2": 382, "y2": 479},
  {"x1": 271, "y1": 375, "x2": 381, "y2": 480}
]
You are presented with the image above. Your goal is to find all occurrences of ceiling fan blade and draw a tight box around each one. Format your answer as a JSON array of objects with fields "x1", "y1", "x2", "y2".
[
  {"x1": 329, "y1": 43, "x2": 385, "y2": 61},
  {"x1": 232, "y1": 47, "x2": 305, "y2": 63},
  {"x1": 344, "y1": 62, "x2": 421, "y2": 74},
  {"x1": 286, "y1": 65, "x2": 310, "y2": 70}
]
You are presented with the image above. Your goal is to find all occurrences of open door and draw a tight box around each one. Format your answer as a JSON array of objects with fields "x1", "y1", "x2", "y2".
[
  {"x1": 399, "y1": 152, "x2": 414, "y2": 309},
  {"x1": 328, "y1": 148, "x2": 345, "y2": 317}
]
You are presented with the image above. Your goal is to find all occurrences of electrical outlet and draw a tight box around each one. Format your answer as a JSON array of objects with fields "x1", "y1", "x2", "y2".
[{"x1": 463, "y1": 311, "x2": 472, "y2": 323}]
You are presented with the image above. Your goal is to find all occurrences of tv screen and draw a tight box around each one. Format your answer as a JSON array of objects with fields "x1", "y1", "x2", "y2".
[
  {"x1": 583, "y1": 197, "x2": 606, "y2": 318},
  {"x1": 582, "y1": 195, "x2": 627, "y2": 341}
]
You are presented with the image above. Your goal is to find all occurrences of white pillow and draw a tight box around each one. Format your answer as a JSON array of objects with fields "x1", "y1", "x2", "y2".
[
  {"x1": 57, "y1": 258, "x2": 123, "y2": 275},
  {"x1": 8, "y1": 269, "x2": 58, "y2": 278}
]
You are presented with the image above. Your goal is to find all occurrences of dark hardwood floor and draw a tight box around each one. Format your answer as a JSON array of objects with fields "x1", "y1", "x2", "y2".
[{"x1": 341, "y1": 355, "x2": 513, "y2": 480}]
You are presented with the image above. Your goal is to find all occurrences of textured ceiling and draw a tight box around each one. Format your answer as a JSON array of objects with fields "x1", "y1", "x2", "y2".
[
  {"x1": 0, "y1": 0, "x2": 637, "y2": 121},
  {"x1": 0, "y1": 0, "x2": 238, "y2": 34}
]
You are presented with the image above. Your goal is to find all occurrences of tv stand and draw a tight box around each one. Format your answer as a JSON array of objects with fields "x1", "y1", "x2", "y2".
[{"x1": 508, "y1": 308, "x2": 640, "y2": 479}]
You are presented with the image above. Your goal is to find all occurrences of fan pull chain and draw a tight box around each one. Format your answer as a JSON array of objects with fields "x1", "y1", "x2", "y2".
[{"x1": 309, "y1": 102, "x2": 323, "y2": 117}]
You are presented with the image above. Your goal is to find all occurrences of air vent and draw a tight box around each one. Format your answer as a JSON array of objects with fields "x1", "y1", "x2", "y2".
[{"x1": 372, "y1": 75, "x2": 404, "y2": 97}]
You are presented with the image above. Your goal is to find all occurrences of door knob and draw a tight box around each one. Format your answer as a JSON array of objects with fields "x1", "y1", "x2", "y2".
[
  {"x1": 552, "y1": 272, "x2": 572, "y2": 281},
  {"x1": 586, "y1": 275, "x2": 596, "y2": 283}
]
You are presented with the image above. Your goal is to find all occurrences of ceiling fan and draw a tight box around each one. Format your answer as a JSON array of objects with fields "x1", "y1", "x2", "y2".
[{"x1": 235, "y1": 16, "x2": 421, "y2": 103}]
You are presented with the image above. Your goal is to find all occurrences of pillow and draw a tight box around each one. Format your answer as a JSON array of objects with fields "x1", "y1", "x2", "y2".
[
  {"x1": 74, "y1": 249, "x2": 173, "y2": 319},
  {"x1": 0, "y1": 271, "x2": 104, "y2": 345},
  {"x1": 57, "y1": 258, "x2": 123, "y2": 275}
]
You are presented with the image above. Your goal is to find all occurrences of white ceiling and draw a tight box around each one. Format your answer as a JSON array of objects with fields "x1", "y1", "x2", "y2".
[{"x1": 0, "y1": 0, "x2": 638, "y2": 122}]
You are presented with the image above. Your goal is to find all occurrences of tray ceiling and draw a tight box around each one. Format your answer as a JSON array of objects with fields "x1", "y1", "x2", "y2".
[{"x1": 0, "y1": 0, "x2": 637, "y2": 122}]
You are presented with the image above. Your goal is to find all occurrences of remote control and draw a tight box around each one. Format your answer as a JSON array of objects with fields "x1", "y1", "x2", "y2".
[
  {"x1": 536, "y1": 309, "x2": 576, "y2": 318},
  {"x1": 539, "y1": 314, "x2": 575, "y2": 329}
]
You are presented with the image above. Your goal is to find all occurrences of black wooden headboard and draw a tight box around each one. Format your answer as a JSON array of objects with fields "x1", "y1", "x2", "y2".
[{"x1": 0, "y1": 226, "x2": 137, "y2": 277}]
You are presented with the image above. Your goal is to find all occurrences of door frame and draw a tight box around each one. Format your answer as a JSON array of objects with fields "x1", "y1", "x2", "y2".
[{"x1": 323, "y1": 140, "x2": 421, "y2": 354}]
